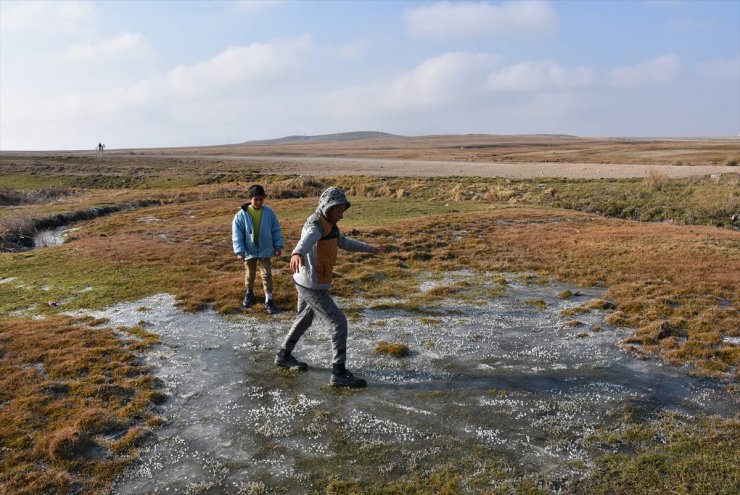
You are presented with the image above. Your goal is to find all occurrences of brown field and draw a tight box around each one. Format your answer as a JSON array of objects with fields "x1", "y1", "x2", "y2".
[{"x1": 3, "y1": 133, "x2": 739, "y2": 179}]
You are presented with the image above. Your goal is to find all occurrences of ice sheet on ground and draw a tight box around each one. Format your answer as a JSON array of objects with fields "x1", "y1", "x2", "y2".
[{"x1": 73, "y1": 276, "x2": 738, "y2": 494}]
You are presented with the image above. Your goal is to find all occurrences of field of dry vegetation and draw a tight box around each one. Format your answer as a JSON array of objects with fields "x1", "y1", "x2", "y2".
[
  {"x1": 1, "y1": 135, "x2": 738, "y2": 494},
  {"x1": 115, "y1": 133, "x2": 740, "y2": 165}
]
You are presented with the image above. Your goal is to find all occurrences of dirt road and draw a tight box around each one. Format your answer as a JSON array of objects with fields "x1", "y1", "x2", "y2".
[{"x1": 112, "y1": 153, "x2": 739, "y2": 179}]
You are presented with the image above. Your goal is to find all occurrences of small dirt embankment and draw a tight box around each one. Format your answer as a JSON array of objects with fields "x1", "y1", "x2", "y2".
[{"x1": 0, "y1": 199, "x2": 162, "y2": 251}]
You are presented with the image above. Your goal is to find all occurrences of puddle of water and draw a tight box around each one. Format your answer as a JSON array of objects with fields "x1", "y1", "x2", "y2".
[
  {"x1": 33, "y1": 226, "x2": 79, "y2": 248},
  {"x1": 70, "y1": 277, "x2": 737, "y2": 494}
]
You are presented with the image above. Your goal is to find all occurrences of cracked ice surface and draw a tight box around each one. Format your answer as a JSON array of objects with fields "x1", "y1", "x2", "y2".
[{"x1": 77, "y1": 277, "x2": 739, "y2": 494}]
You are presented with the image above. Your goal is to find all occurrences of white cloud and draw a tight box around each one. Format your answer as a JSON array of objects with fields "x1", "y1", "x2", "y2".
[
  {"x1": 696, "y1": 56, "x2": 740, "y2": 80},
  {"x1": 388, "y1": 52, "x2": 499, "y2": 106},
  {"x1": 339, "y1": 40, "x2": 366, "y2": 60},
  {"x1": 486, "y1": 61, "x2": 595, "y2": 92},
  {"x1": 326, "y1": 52, "x2": 500, "y2": 116},
  {"x1": 0, "y1": 0, "x2": 96, "y2": 37},
  {"x1": 233, "y1": 0, "x2": 285, "y2": 12},
  {"x1": 0, "y1": 36, "x2": 316, "y2": 149},
  {"x1": 404, "y1": 0, "x2": 557, "y2": 39},
  {"x1": 609, "y1": 54, "x2": 681, "y2": 86},
  {"x1": 161, "y1": 36, "x2": 312, "y2": 98},
  {"x1": 57, "y1": 32, "x2": 153, "y2": 63}
]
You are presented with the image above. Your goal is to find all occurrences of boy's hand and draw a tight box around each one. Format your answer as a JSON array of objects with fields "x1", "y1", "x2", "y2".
[
  {"x1": 371, "y1": 246, "x2": 381, "y2": 254},
  {"x1": 274, "y1": 248, "x2": 283, "y2": 256},
  {"x1": 290, "y1": 254, "x2": 304, "y2": 273}
]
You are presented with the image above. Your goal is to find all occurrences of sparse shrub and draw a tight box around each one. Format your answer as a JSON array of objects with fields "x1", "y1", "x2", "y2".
[
  {"x1": 0, "y1": 210, "x2": 35, "y2": 248},
  {"x1": 451, "y1": 183, "x2": 465, "y2": 202},
  {"x1": 110, "y1": 427, "x2": 154, "y2": 453},
  {"x1": 0, "y1": 185, "x2": 77, "y2": 206},
  {"x1": 724, "y1": 158, "x2": 738, "y2": 167},
  {"x1": 483, "y1": 186, "x2": 515, "y2": 202},
  {"x1": 270, "y1": 176, "x2": 326, "y2": 199},
  {"x1": 524, "y1": 299, "x2": 547, "y2": 309},
  {"x1": 560, "y1": 306, "x2": 590, "y2": 317},
  {"x1": 558, "y1": 290, "x2": 574, "y2": 299},
  {"x1": 146, "y1": 416, "x2": 166, "y2": 427},
  {"x1": 584, "y1": 298, "x2": 617, "y2": 310},
  {"x1": 427, "y1": 286, "x2": 456, "y2": 297},
  {"x1": 644, "y1": 169, "x2": 669, "y2": 190},
  {"x1": 375, "y1": 340, "x2": 410, "y2": 358}
]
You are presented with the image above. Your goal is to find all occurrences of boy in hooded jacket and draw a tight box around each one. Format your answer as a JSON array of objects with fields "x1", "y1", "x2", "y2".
[
  {"x1": 276, "y1": 187, "x2": 380, "y2": 388},
  {"x1": 232, "y1": 184, "x2": 283, "y2": 314}
]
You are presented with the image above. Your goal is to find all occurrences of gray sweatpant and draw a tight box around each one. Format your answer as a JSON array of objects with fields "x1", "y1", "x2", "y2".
[{"x1": 281, "y1": 284, "x2": 348, "y2": 364}]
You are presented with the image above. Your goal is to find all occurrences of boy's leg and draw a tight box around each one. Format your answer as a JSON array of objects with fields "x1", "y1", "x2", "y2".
[
  {"x1": 292, "y1": 285, "x2": 348, "y2": 365},
  {"x1": 278, "y1": 285, "x2": 365, "y2": 387},
  {"x1": 245, "y1": 258, "x2": 258, "y2": 289},
  {"x1": 257, "y1": 258, "x2": 274, "y2": 298},
  {"x1": 243, "y1": 258, "x2": 257, "y2": 307},
  {"x1": 276, "y1": 288, "x2": 312, "y2": 370},
  {"x1": 280, "y1": 289, "x2": 313, "y2": 353},
  {"x1": 258, "y1": 258, "x2": 278, "y2": 314},
  {"x1": 294, "y1": 287, "x2": 366, "y2": 387}
]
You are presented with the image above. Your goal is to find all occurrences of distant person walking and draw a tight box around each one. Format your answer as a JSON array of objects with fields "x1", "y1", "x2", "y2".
[
  {"x1": 96, "y1": 143, "x2": 105, "y2": 155},
  {"x1": 231, "y1": 184, "x2": 284, "y2": 314},
  {"x1": 275, "y1": 187, "x2": 381, "y2": 388}
]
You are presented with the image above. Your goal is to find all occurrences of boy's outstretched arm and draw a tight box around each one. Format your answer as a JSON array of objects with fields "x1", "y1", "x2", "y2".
[{"x1": 337, "y1": 233, "x2": 380, "y2": 254}]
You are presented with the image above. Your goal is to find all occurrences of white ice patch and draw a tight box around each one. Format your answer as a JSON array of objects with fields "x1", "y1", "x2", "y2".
[{"x1": 72, "y1": 274, "x2": 737, "y2": 495}]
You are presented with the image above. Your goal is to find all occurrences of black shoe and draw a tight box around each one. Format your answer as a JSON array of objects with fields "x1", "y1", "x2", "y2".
[
  {"x1": 275, "y1": 351, "x2": 308, "y2": 371},
  {"x1": 242, "y1": 290, "x2": 255, "y2": 308},
  {"x1": 330, "y1": 369, "x2": 367, "y2": 388},
  {"x1": 265, "y1": 300, "x2": 279, "y2": 314}
]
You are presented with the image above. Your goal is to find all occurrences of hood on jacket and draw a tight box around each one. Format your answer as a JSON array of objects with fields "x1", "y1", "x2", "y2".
[{"x1": 317, "y1": 187, "x2": 351, "y2": 217}]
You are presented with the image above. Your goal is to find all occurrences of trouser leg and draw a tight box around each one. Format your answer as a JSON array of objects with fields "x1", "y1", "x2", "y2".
[
  {"x1": 257, "y1": 258, "x2": 273, "y2": 295},
  {"x1": 244, "y1": 258, "x2": 258, "y2": 290},
  {"x1": 287, "y1": 284, "x2": 348, "y2": 364},
  {"x1": 281, "y1": 289, "x2": 313, "y2": 353}
]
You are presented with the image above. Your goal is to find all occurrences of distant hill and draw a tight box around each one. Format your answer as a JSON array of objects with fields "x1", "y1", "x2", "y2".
[{"x1": 241, "y1": 131, "x2": 403, "y2": 145}]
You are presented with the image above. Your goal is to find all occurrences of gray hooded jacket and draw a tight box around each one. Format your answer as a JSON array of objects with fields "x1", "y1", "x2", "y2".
[{"x1": 292, "y1": 187, "x2": 373, "y2": 290}]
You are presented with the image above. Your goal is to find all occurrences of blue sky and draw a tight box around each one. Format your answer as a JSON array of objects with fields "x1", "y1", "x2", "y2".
[{"x1": 1, "y1": 0, "x2": 738, "y2": 150}]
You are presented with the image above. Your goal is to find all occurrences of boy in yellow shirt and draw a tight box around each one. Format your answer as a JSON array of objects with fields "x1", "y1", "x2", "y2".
[{"x1": 231, "y1": 184, "x2": 283, "y2": 314}]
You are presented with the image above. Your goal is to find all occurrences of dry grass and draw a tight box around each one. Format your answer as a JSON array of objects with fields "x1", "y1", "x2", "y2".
[
  {"x1": 576, "y1": 414, "x2": 740, "y2": 495},
  {"x1": 375, "y1": 341, "x2": 411, "y2": 358},
  {"x1": 81, "y1": 134, "x2": 740, "y2": 166},
  {"x1": 0, "y1": 186, "x2": 78, "y2": 206},
  {"x1": 0, "y1": 317, "x2": 161, "y2": 494}
]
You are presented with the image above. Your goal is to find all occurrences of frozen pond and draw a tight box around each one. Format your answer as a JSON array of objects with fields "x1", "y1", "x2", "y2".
[{"x1": 73, "y1": 274, "x2": 737, "y2": 493}]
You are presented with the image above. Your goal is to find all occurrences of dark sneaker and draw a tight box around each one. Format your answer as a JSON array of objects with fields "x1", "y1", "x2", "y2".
[
  {"x1": 275, "y1": 352, "x2": 308, "y2": 371},
  {"x1": 265, "y1": 300, "x2": 279, "y2": 314},
  {"x1": 242, "y1": 290, "x2": 255, "y2": 308},
  {"x1": 330, "y1": 370, "x2": 367, "y2": 388}
]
